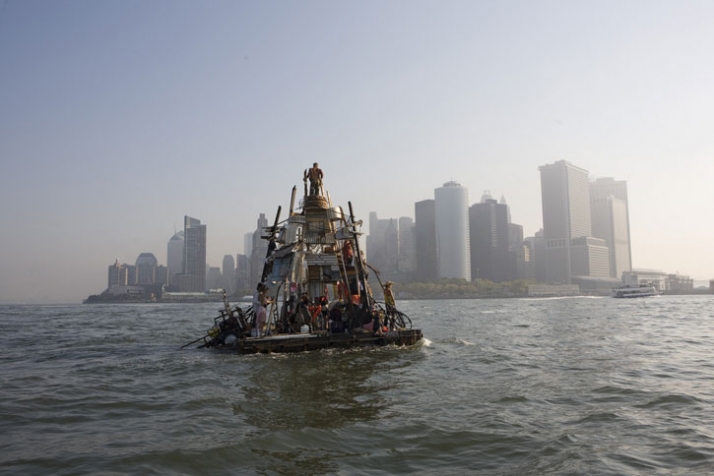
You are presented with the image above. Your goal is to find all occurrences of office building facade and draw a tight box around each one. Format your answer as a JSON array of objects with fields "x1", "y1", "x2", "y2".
[
  {"x1": 135, "y1": 252, "x2": 158, "y2": 285},
  {"x1": 367, "y1": 212, "x2": 400, "y2": 280},
  {"x1": 469, "y1": 196, "x2": 509, "y2": 282},
  {"x1": 589, "y1": 177, "x2": 632, "y2": 279},
  {"x1": 414, "y1": 199, "x2": 438, "y2": 281},
  {"x1": 540, "y1": 161, "x2": 593, "y2": 284},
  {"x1": 166, "y1": 230, "x2": 184, "y2": 289},
  {"x1": 177, "y1": 215, "x2": 207, "y2": 292},
  {"x1": 435, "y1": 181, "x2": 471, "y2": 280},
  {"x1": 398, "y1": 216, "x2": 416, "y2": 275}
]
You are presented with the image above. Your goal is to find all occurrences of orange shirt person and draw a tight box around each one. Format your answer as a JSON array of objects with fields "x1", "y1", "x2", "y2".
[{"x1": 304, "y1": 162, "x2": 323, "y2": 196}]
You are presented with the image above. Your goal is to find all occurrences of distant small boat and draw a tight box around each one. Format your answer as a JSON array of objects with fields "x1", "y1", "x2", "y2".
[{"x1": 612, "y1": 284, "x2": 661, "y2": 298}]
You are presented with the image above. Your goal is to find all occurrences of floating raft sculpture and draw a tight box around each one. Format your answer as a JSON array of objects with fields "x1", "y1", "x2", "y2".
[{"x1": 184, "y1": 164, "x2": 423, "y2": 354}]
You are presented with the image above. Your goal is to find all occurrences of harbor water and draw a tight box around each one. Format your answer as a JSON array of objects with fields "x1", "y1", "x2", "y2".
[{"x1": 1, "y1": 296, "x2": 714, "y2": 475}]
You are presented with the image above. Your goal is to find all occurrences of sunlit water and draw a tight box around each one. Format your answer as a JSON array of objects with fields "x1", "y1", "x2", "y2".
[{"x1": 1, "y1": 296, "x2": 714, "y2": 475}]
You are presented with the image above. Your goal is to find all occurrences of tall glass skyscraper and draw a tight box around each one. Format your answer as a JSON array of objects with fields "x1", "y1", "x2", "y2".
[
  {"x1": 177, "y1": 215, "x2": 206, "y2": 292},
  {"x1": 435, "y1": 181, "x2": 471, "y2": 281},
  {"x1": 166, "y1": 230, "x2": 184, "y2": 289}
]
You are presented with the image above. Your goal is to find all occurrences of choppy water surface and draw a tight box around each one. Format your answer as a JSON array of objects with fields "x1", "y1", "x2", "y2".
[{"x1": 1, "y1": 296, "x2": 714, "y2": 475}]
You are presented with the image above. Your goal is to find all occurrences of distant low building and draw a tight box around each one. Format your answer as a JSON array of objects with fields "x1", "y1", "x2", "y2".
[
  {"x1": 667, "y1": 274, "x2": 694, "y2": 293},
  {"x1": 623, "y1": 269, "x2": 667, "y2": 291}
]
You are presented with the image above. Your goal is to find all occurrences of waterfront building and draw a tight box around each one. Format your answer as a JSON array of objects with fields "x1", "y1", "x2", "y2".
[
  {"x1": 206, "y1": 266, "x2": 222, "y2": 291},
  {"x1": 469, "y1": 193, "x2": 510, "y2": 282},
  {"x1": 125, "y1": 265, "x2": 136, "y2": 286},
  {"x1": 414, "y1": 199, "x2": 438, "y2": 281},
  {"x1": 524, "y1": 230, "x2": 546, "y2": 282},
  {"x1": 367, "y1": 212, "x2": 400, "y2": 280},
  {"x1": 155, "y1": 265, "x2": 168, "y2": 287},
  {"x1": 508, "y1": 222, "x2": 525, "y2": 280},
  {"x1": 222, "y1": 254, "x2": 236, "y2": 295},
  {"x1": 667, "y1": 274, "x2": 694, "y2": 293},
  {"x1": 235, "y1": 254, "x2": 250, "y2": 294},
  {"x1": 166, "y1": 230, "x2": 184, "y2": 289},
  {"x1": 435, "y1": 181, "x2": 471, "y2": 280},
  {"x1": 398, "y1": 216, "x2": 416, "y2": 276},
  {"x1": 569, "y1": 237, "x2": 611, "y2": 278},
  {"x1": 176, "y1": 216, "x2": 207, "y2": 292},
  {"x1": 244, "y1": 232, "x2": 253, "y2": 257},
  {"x1": 623, "y1": 269, "x2": 667, "y2": 291},
  {"x1": 589, "y1": 177, "x2": 632, "y2": 279},
  {"x1": 539, "y1": 160, "x2": 601, "y2": 284},
  {"x1": 108, "y1": 258, "x2": 128, "y2": 287},
  {"x1": 135, "y1": 252, "x2": 158, "y2": 285}
]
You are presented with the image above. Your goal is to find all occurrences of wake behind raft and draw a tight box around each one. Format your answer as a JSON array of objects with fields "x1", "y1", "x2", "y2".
[{"x1": 182, "y1": 165, "x2": 423, "y2": 354}]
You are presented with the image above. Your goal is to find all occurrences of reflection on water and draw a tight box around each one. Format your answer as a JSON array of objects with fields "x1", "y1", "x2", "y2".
[{"x1": 231, "y1": 347, "x2": 422, "y2": 475}]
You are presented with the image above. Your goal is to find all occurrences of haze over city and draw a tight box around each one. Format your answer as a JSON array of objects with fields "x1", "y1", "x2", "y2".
[{"x1": 2, "y1": 1, "x2": 713, "y2": 304}]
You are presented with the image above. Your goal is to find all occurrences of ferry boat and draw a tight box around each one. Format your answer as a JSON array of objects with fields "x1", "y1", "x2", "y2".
[
  {"x1": 183, "y1": 165, "x2": 423, "y2": 354},
  {"x1": 612, "y1": 283, "x2": 661, "y2": 298}
]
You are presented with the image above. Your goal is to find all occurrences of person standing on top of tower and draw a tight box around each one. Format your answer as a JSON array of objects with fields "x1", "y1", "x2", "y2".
[{"x1": 304, "y1": 162, "x2": 323, "y2": 196}]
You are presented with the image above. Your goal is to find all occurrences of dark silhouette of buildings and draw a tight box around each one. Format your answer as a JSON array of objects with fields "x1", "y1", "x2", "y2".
[{"x1": 469, "y1": 194, "x2": 513, "y2": 282}]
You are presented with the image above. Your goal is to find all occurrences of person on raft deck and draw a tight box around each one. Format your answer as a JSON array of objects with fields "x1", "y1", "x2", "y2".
[
  {"x1": 252, "y1": 283, "x2": 269, "y2": 337},
  {"x1": 384, "y1": 281, "x2": 396, "y2": 310},
  {"x1": 304, "y1": 162, "x2": 324, "y2": 196}
]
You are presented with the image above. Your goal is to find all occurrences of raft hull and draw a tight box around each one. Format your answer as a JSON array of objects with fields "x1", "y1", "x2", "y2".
[{"x1": 222, "y1": 329, "x2": 423, "y2": 354}]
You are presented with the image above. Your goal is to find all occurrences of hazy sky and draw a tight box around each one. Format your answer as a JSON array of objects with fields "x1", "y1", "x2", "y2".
[{"x1": 2, "y1": 1, "x2": 713, "y2": 303}]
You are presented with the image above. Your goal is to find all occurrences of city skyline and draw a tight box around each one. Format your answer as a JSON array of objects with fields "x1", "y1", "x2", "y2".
[
  {"x1": 86, "y1": 161, "x2": 692, "y2": 299},
  {"x1": 2, "y1": 1, "x2": 714, "y2": 303}
]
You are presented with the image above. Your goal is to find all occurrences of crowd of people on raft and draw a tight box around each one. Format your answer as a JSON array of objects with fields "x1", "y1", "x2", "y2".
[{"x1": 244, "y1": 280, "x2": 399, "y2": 338}]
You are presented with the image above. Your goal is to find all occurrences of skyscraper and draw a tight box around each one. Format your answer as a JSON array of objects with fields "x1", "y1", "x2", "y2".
[
  {"x1": 166, "y1": 230, "x2": 184, "y2": 289},
  {"x1": 206, "y1": 266, "x2": 222, "y2": 291},
  {"x1": 222, "y1": 254, "x2": 236, "y2": 294},
  {"x1": 414, "y1": 199, "x2": 438, "y2": 281},
  {"x1": 398, "y1": 216, "x2": 416, "y2": 275},
  {"x1": 524, "y1": 230, "x2": 546, "y2": 283},
  {"x1": 590, "y1": 177, "x2": 632, "y2": 279},
  {"x1": 539, "y1": 160, "x2": 611, "y2": 283},
  {"x1": 250, "y1": 213, "x2": 269, "y2": 286},
  {"x1": 108, "y1": 258, "x2": 128, "y2": 288},
  {"x1": 177, "y1": 216, "x2": 206, "y2": 292},
  {"x1": 469, "y1": 193, "x2": 511, "y2": 282},
  {"x1": 507, "y1": 222, "x2": 525, "y2": 280},
  {"x1": 235, "y1": 254, "x2": 250, "y2": 294},
  {"x1": 244, "y1": 232, "x2": 253, "y2": 257},
  {"x1": 435, "y1": 181, "x2": 471, "y2": 281},
  {"x1": 135, "y1": 253, "x2": 158, "y2": 284},
  {"x1": 367, "y1": 212, "x2": 399, "y2": 279}
]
